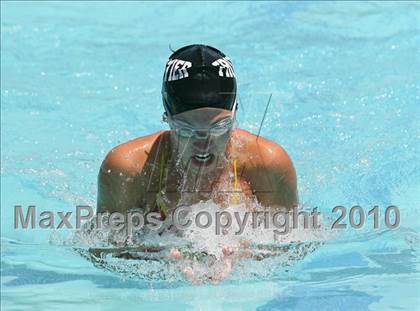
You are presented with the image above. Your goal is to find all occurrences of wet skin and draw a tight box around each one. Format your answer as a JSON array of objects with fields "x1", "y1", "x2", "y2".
[{"x1": 97, "y1": 107, "x2": 298, "y2": 214}]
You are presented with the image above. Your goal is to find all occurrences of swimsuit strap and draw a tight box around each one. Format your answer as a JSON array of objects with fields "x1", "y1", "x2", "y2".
[{"x1": 233, "y1": 159, "x2": 238, "y2": 190}]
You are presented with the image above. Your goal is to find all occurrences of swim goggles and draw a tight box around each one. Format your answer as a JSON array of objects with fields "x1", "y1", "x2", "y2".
[
  {"x1": 163, "y1": 101, "x2": 237, "y2": 138},
  {"x1": 168, "y1": 117, "x2": 236, "y2": 138}
]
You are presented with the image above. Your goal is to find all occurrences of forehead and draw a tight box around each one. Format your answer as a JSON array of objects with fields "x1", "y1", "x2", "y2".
[{"x1": 171, "y1": 107, "x2": 232, "y2": 126}]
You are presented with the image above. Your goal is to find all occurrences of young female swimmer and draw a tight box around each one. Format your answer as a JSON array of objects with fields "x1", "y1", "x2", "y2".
[{"x1": 97, "y1": 44, "x2": 298, "y2": 282}]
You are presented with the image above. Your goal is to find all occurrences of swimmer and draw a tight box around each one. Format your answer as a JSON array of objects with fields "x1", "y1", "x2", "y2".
[
  {"x1": 96, "y1": 45, "x2": 298, "y2": 281},
  {"x1": 97, "y1": 44, "x2": 297, "y2": 217}
]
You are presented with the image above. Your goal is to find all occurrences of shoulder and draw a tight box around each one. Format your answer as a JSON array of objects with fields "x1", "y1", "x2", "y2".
[
  {"x1": 100, "y1": 130, "x2": 168, "y2": 176},
  {"x1": 232, "y1": 128, "x2": 298, "y2": 208},
  {"x1": 232, "y1": 128, "x2": 294, "y2": 171}
]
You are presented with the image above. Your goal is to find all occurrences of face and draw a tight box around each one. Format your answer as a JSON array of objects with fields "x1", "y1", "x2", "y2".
[{"x1": 168, "y1": 107, "x2": 235, "y2": 174}]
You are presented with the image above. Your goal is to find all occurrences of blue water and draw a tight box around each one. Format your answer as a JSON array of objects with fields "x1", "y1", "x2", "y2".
[{"x1": 1, "y1": 1, "x2": 420, "y2": 310}]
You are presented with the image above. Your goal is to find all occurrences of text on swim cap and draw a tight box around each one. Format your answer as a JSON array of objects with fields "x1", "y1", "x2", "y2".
[
  {"x1": 212, "y1": 57, "x2": 235, "y2": 78},
  {"x1": 164, "y1": 59, "x2": 192, "y2": 82}
]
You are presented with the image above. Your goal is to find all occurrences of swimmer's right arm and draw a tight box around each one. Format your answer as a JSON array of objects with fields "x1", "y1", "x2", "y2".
[{"x1": 96, "y1": 151, "x2": 142, "y2": 214}]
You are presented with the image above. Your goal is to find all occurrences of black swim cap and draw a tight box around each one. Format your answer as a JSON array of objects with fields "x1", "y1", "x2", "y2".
[{"x1": 162, "y1": 44, "x2": 237, "y2": 115}]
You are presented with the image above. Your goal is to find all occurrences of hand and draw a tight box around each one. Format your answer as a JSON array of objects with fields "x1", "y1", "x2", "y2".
[{"x1": 168, "y1": 242, "x2": 251, "y2": 284}]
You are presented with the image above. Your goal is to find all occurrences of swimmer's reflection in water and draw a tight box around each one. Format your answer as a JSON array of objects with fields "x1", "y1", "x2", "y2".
[{"x1": 96, "y1": 44, "x2": 298, "y2": 282}]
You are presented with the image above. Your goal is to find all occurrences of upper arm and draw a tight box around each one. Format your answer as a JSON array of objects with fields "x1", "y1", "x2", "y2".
[
  {"x1": 97, "y1": 148, "x2": 142, "y2": 214},
  {"x1": 248, "y1": 141, "x2": 298, "y2": 209}
]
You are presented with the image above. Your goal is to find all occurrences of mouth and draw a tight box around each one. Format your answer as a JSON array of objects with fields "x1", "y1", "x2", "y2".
[
  {"x1": 194, "y1": 152, "x2": 211, "y2": 161},
  {"x1": 191, "y1": 152, "x2": 215, "y2": 167}
]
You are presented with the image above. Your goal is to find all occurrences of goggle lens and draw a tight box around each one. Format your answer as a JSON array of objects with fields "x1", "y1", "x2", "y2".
[{"x1": 170, "y1": 118, "x2": 234, "y2": 138}]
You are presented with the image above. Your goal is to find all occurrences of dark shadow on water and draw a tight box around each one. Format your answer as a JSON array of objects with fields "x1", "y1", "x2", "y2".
[
  {"x1": 256, "y1": 248, "x2": 417, "y2": 310},
  {"x1": 307, "y1": 249, "x2": 417, "y2": 282},
  {"x1": 1, "y1": 262, "x2": 184, "y2": 290},
  {"x1": 257, "y1": 285, "x2": 382, "y2": 311}
]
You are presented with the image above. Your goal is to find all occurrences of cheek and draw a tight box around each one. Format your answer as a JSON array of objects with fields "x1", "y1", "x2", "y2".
[
  {"x1": 214, "y1": 132, "x2": 231, "y2": 145},
  {"x1": 173, "y1": 136, "x2": 194, "y2": 152},
  {"x1": 206, "y1": 136, "x2": 230, "y2": 153}
]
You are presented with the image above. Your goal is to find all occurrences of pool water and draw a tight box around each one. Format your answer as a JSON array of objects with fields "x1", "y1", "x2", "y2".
[{"x1": 1, "y1": 1, "x2": 420, "y2": 310}]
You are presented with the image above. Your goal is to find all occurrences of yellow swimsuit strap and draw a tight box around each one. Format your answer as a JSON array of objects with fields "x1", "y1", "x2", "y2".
[{"x1": 233, "y1": 159, "x2": 238, "y2": 190}]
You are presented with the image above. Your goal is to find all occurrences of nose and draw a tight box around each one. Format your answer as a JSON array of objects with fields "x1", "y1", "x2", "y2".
[
  {"x1": 192, "y1": 137, "x2": 212, "y2": 150},
  {"x1": 194, "y1": 130, "x2": 209, "y2": 139}
]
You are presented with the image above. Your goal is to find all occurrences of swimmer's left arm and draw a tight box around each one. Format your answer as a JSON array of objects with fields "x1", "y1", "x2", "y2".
[
  {"x1": 248, "y1": 141, "x2": 298, "y2": 210},
  {"x1": 262, "y1": 159, "x2": 298, "y2": 210}
]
